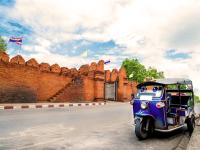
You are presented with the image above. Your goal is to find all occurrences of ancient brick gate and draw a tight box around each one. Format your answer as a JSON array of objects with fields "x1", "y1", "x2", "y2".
[
  {"x1": 0, "y1": 52, "x2": 137, "y2": 103},
  {"x1": 104, "y1": 82, "x2": 117, "y2": 101}
]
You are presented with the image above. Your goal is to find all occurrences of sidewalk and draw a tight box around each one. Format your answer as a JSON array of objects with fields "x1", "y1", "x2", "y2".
[
  {"x1": 187, "y1": 126, "x2": 200, "y2": 150},
  {"x1": 0, "y1": 102, "x2": 106, "y2": 110},
  {"x1": 187, "y1": 117, "x2": 200, "y2": 150}
]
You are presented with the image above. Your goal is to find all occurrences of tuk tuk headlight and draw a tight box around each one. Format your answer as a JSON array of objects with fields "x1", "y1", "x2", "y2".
[{"x1": 141, "y1": 101, "x2": 147, "y2": 109}]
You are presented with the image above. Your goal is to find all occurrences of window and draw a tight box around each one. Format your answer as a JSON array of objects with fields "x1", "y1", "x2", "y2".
[{"x1": 136, "y1": 86, "x2": 163, "y2": 100}]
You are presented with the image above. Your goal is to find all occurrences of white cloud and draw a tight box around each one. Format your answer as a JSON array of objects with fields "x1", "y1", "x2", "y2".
[
  {"x1": 7, "y1": 0, "x2": 200, "y2": 95},
  {"x1": 29, "y1": 52, "x2": 90, "y2": 68},
  {"x1": 80, "y1": 50, "x2": 88, "y2": 58},
  {"x1": 11, "y1": 0, "x2": 130, "y2": 42}
]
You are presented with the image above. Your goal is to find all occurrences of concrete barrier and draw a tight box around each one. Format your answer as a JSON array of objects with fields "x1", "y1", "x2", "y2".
[{"x1": 0, "y1": 102, "x2": 106, "y2": 110}]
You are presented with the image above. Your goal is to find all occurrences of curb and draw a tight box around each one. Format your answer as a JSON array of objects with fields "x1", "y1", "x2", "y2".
[
  {"x1": 186, "y1": 126, "x2": 200, "y2": 150},
  {"x1": 174, "y1": 132, "x2": 190, "y2": 150},
  {"x1": 186, "y1": 116, "x2": 200, "y2": 150},
  {"x1": 0, "y1": 102, "x2": 106, "y2": 110}
]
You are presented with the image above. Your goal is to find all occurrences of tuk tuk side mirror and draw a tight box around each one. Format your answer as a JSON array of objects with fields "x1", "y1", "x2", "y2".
[
  {"x1": 166, "y1": 96, "x2": 170, "y2": 100},
  {"x1": 131, "y1": 93, "x2": 135, "y2": 99},
  {"x1": 166, "y1": 94, "x2": 171, "y2": 100},
  {"x1": 130, "y1": 94, "x2": 135, "y2": 105}
]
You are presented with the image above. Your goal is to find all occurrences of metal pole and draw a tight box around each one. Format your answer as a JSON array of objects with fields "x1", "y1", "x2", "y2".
[
  {"x1": 19, "y1": 43, "x2": 21, "y2": 55},
  {"x1": 17, "y1": 43, "x2": 21, "y2": 64},
  {"x1": 178, "y1": 84, "x2": 181, "y2": 107}
]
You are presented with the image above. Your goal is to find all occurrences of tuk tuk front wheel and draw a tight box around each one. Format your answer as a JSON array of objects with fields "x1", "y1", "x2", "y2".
[
  {"x1": 187, "y1": 116, "x2": 195, "y2": 134},
  {"x1": 135, "y1": 118, "x2": 149, "y2": 140}
]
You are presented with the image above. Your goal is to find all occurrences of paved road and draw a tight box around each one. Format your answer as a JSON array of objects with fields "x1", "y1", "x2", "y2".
[{"x1": 0, "y1": 102, "x2": 198, "y2": 150}]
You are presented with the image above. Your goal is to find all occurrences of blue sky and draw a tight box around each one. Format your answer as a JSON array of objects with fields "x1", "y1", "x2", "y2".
[
  {"x1": 165, "y1": 49, "x2": 191, "y2": 60},
  {"x1": 1, "y1": 0, "x2": 200, "y2": 95},
  {"x1": 0, "y1": 1, "x2": 125, "y2": 67}
]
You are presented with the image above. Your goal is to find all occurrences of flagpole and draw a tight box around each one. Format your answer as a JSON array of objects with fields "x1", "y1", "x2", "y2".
[
  {"x1": 8, "y1": 37, "x2": 22, "y2": 63},
  {"x1": 17, "y1": 42, "x2": 21, "y2": 64},
  {"x1": 19, "y1": 43, "x2": 21, "y2": 55}
]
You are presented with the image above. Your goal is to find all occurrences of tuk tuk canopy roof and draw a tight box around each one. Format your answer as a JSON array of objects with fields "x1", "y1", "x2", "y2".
[{"x1": 137, "y1": 78, "x2": 192, "y2": 88}]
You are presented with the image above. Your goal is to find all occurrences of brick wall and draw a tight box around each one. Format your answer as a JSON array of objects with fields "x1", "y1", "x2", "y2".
[
  {"x1": 48, "y1": 61, "x2": 105, "y2": 102},
  {"x1": 0, "y1": 53, "x2": 72, "y2": 103},
  {"x1": 105, "y1": 67, "x2": 138, "y2": 102},
  {"x1": 83, "y1": 77, "x2": 95, "y2": 102},
  {"x1": 0, "y1": 52, "x2": 137, "y2": 103},
  {"x1": 53, "y1": 77, "x2": 84, "y2": 102}
]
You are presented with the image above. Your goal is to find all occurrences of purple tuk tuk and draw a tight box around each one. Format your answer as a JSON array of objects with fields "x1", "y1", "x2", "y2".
[{"x1": 131, "y1": 78, "x2": 195, "y2": 140}]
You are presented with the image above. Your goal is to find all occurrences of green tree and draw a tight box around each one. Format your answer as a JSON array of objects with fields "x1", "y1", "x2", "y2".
[
  {"x1": 146, "y1": 67, "x2": 164, "y2": 79},
  {"x1": 122, "y1": 59, "x2": 147, "y2": 83},
  {"x1": 122, "y1": 58, "x2": 164, "y2": 83},
  {"x1": 194, "y1": 95, "x2": 200, "y2": 103},
  {"x1": 0, "y1": 36, "x2": 7, "y2": 52}
]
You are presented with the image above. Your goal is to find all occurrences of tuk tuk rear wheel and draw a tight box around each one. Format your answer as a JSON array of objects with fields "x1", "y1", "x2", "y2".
[
  {"x1": 187, "y1": 116, "x2": 195, "y2": 134},
  {"x1": 135, "y1": 118, "x2": 149, "y2": 140}
]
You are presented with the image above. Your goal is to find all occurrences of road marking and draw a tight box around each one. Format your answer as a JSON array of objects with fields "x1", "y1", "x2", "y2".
[
  {"x1": 54, "y1": 104, "x2": 59, "y2": 108},
  {"x1": 64, "y1": 104, "x2": 68, "y2": 107},
  {"x1": 73, "y1": 103, "x2": 78, "y2": 107},
  {"x1": 29, "y1": 105, "x2": 35, "y2": 109},
  {"x1": 13, "y1": 106, "x2": 21, "y2": 109},
  {"x1": 42, "y1": 105, "x2": 48, "y2": 108}
]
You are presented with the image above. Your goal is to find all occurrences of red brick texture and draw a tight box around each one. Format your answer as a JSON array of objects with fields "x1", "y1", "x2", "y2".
[
  {"x1": 83, "y1": 77, "x2": 94, "y2": 101},
  {"x1": 0, "y1": 52, "x2": 137, "y2": 103},
  {"x1": 39, "y1": 63, "x2": 51, "y2": 72},
  {"x1": 52, "y1": 77, "x2": 84, "y2": 102},
  {"x1": 127, "y1": 81, "x2": 138, "y2": 100},
  {"x1": 79, "y1": 64, "x2": 89, "y2": 76},
  {"x1": 10, "y1": 55, "x2": 25, "y2": 65},
  {"x1": 94, "y1": 60, "x2": 105, "y2": 101},
  {"x1": 0, "y1": 52, "x2": 9, "y2": 63},
  {"x1": 0, "y1": 54, "x2": 72, "y2": 103},
  {"x1": 60, "y1": 67, "x2": 70, "y2": 76},
  {"x1": 89, "y1": 62, "x2": 97, "y2": 71},
  {"x1": 105, "y1": 70, "x2": 111, "y2": 82},
  {"x1": 50, "y1": 64, "x2": 61, "y2": 73},
  {"x1": 105, "y1": 67, "x2": 137, "y2": 102},
  {"x1": 119, "y1": 67, "x2": 138, "y2": 102},
  {"x1": 70, "y1": 68, "x2": 79, "y2": 77},
  {"x1": 110, "y1": 69, "x2": 118, "y2": 82},
  {"x1": 117, "y1": 67, "x2": 127, "y2": 101},
  {"x1": 26, "y1": 58, "x2": 39, "y2": 68}
]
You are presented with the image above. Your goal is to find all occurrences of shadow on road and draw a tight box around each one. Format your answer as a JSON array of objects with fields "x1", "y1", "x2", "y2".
[{"x1": 151, "y1": 127, "x2": 188, "y2": 139}]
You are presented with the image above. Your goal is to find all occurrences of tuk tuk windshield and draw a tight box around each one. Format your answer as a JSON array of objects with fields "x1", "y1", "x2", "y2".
[{"x1": 136, "y1": 86, "x2": 163, "y2": 100}]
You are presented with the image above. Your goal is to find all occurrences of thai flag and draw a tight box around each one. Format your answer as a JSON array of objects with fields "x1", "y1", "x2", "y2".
[
  {"x1": 104, "y1": 60, "x2": 111, "y2": 64},
  {"x1": 9, "y1": 37, "x2": 22, "y2": 45}
]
